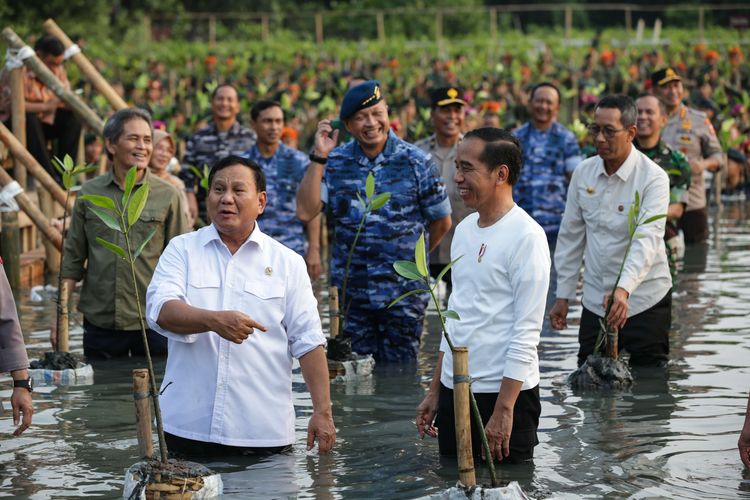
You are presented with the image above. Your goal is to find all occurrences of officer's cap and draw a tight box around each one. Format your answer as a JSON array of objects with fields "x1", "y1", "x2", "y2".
[
  {"x1": 651, "y1": 67, "x2": 681, "y2": 87},
  {"x1": 429, "y1": 87, "x2": 467, "y2": 108},
  {"x1": 340, "y1": 80, "x2": 383, "y2": 121}
]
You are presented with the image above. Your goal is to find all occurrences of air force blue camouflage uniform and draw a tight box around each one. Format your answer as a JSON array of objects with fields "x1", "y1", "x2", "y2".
[
  {"x1": 513, "y1": 122, "x2": 581, "y2": 239},
  {"x1": 322, "y1": 130, "x2": 451, "y2": 362},
  {"x1": 242, "y1": 143, "x2": 308, "y2": 255}
]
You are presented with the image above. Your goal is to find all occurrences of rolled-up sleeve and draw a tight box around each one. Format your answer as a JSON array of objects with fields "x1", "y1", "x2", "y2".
[
  {"x1": 284, "y1": 256, "x2": 325, "y2": 359},
  {"x1": 417, "y1": 155, "x2": 451, "y2": 222}
]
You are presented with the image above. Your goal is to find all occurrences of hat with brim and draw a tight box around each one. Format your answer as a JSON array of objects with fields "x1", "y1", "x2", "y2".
[
  {"x1": 340, "y1": 80, "x2": 383, "y2": 121},
  {"x1": 430, "y1": 87, "x2": 467, "y2": 107},
  {"x1": 651, "y1": 67, "x2": 681, "y2": 87}
]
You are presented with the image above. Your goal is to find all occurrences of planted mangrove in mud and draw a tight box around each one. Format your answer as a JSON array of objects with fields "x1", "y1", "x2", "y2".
[
  {"x1": 390, "y1": 232, "x2": 499, "y2": 487},
  {"x1": 569, "y1": 190, "x2": 667, "y2": 390}
]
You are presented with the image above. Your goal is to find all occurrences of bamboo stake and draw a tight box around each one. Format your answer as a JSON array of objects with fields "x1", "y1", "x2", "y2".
[
  {"x1": 0, "y1": 212, "x2": 21, "y2": 290},
  {"x1": 606, "y1": 326, "x2": 618, "y2": 359},
  {"x1": 0, "y1": 122, "x2": 73, "y2": 212},
  {"x1": 133, "y1": 369, "x2": 155, "y2": 459},
  {"x1": 57, "y1": 279, "x2": 70, "y2": 352},
  {"x1": 1, "y1": 27, "x2": 105, "y2": 135},
  {"x1": 329, "y1": 286, "x2": 339, "y2": 338},
  {"x1": 0, "y1": 168, "x2": 62, "y2": 250},
  {"x1": 9, "y1": 67, "x2": 26, "y2": 189},
  {"x1": 42, "y1": 19, "x2": 128, "y2": 111},
  {"x1": 452, "y1": 347, "x2": 476, "y2": 487}
]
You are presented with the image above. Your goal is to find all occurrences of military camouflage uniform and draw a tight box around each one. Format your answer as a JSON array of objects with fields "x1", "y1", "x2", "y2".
[
  {"x1": 661, "y1": 104, "x2": 723, "y2": 243},
  {"x1": 323, "y1": 131, "x2": 451, "y2": 362},
  {"x1": 180, "y1": 121, "x2": 256, "y2": 220},
  {"x1": 242, "y1": 143, "x2": 308, "y2": 255},
  {"x1": 513, "y1": 122, "x2": 582, "y2": 240},
  {"x1": 635, "y1": 138, "x2": 691, "y2": 283}
]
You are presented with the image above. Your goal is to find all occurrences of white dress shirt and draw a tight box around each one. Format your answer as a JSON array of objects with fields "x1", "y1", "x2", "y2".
[
  {"x1": 555, "y1": 145, "x2": 672, "y2": 318},
  {"x1": 146, "y1": 224, "x2": 326, "y2": 447},
  {"x1": 441, "y1": 207, "x2": 550, "y2": 393}
]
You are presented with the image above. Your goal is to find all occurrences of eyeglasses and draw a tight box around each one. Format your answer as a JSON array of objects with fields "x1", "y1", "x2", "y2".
[{"x1": 587, "y1": 124, "x2": 627, "y2": 139}]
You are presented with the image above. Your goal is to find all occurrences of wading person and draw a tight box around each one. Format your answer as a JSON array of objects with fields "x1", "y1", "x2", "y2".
[
  {"x1": 1, "y1": 264, "x2": 33, "y2": 436},
  {"x1": 146, "y1": 155, "x2": 335, "y2": 458},
  {"x1": 180, "y1": 83, "x2": 256, "y2": 223},
  {"x1": 296, "y1": 80, "x2": 452, "y2": 362},
  {"x1": 415, "y1": 87, "x2": 472, "y2": 294},
  {"x1": 549, "y1": 95, "x2": 672, "y2": 368},
  {"x1": 55, "y1": 108, "x2": 187, "y2": 358},
  {"x1": 416, "y1": 128, "x2": 550, "y2": 463},
  {"x1": 651, "y1": 68, "x2": 723, "y2": 244},
  {"x1": 513, "y1": 82, "x2": 582, "y2": 244},
  {"x1": 242, "y1": 100, "x2": 322, "y2": 280},
  {"x1": 634, "y1": 94, "x2": 691, "y2": 283}
]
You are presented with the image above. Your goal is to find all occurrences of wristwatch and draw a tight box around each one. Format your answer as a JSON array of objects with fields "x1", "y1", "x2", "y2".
[
  {"x1": 309, "y1": 152, "x2": 328, "y2": 165},
  {"x1": 13, "y1": 378, "x2": 33, "y2": 393}
]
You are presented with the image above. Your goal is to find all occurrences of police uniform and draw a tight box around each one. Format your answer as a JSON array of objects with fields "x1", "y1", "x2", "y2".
[
  {"x1": 513, "y1": 121, "x2": 582, "y2": 240},
  {"x1": 323, "y1": 82, "x2": 451, "y2": 362},
  {"x1": 635, "y1": 138, "x2": 691, "y2": 283},
  {"x1": 180, "y1": 121, "x2": 257, "y2": 221},
  {"x1": 242, "y1": 143, "x2": 309, "y2": 255}
]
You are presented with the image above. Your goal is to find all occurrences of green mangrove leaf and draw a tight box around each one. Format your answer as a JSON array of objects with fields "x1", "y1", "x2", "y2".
[
  {"x1": 122, "y1": 166, "x2": 137, "y2": 208},
  {"x1": 128, "y1": 183, "x2": 150, "y2": 228},
  {"x1": 63, "y1": 154, "x2": 74, "y2": 172},
  {"x1": 356, "y1": 192, "x2": 366, "y2": 210},
  {"x1": 134, "y1": 226, "x2": 157, "y2": 258},
  {"x1": 365, "y1": 172, "x2": 375, "y2": 199},
  {"x1": 70, "y1": 185, "x2": 82, "y2": 192},
  {"x1": 88, "y1": 206, "x2": 123, "y2": 232},
  {"x1": 415, "y1": 232, "x2": 428, "y2": 278},
  {"x1": 80, "y1": 194, "x2": 116, "y2": 211},
  {"x1": 62, "y1": 172, "x2": 73, "y2": 191},
  {"x1": 443, "y1": 310, "x2": 460, "y2": 321},
  {"x1": 393, "y1": 260, "x2": 423, "y2": 281},
  {"x1": 52, "y1": 156, "x2": 66, "y2": 175},
  {"x1": 641, "y1": 213, "x2": 667, "y2": 225},
  {"x1": 436, "y1": 255, "x2": 463, "y2": 284},
  {"x1": 81, "y1": 164, "x2": 98, "y2": 175},
  {"x1": 388, "y1": 288, "x2": 429, "y2": 308},
  {"x1": 370, "y1": 192, "x2": 390, "y2": 211},
  {"x1": 634, "y1": 190, "x2": 640, "y2": 214},
  {"x1": 95, "y1": 236, "x2": 126, "y2": 259}
]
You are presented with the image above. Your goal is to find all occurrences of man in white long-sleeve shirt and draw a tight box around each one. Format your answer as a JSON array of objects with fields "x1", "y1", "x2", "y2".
[
  {"x1": 416, "y1": 128, "x2": 550, "y2": 463},
  {"x1": 549, "y1": 95, "x2": 672, "y2": 367}
]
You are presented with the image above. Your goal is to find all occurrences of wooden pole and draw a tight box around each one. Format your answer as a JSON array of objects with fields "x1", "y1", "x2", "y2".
[
  {"x1": 606, "y1": 326, "x2": 619, "y2": 359},
  {"x1": 2, "y1": 27, "x2": 105, "y2": 136},
  {"x1": 0, "y1": 211, "x2": 21, "y2": 291},
  {"x1": 315, "y1": 14, "x2": 323, "y2": 44},
  {"x1": 376, "y1": 12, "x2": 385, "y2": 42},
  {"x1": 133, "y1": 369, "x2": 155, "y2": 459},
  {"x1": 0, "y1": 122, "x2": 73, "y2": 212},
  {"x1": 329, "y1": 286, "x2": 339, "y2": 338},
  {"x1": 42, "y1": 19, "x2": 128, "y2": 111},
  {"x1": 452, "y1": 347, "x2": 476, "y2": 487},
  {"x1": 0, "y1": 168, "x2": 62, "y2": 251},
  {"x1": 57, "y1": 279, "x2": 70, "y2": 352},
  {"x1": 9, "y1": 68, "x2": 26, "y2": 189}
]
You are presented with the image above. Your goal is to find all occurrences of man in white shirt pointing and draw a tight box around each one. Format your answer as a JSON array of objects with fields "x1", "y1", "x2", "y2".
[
  {"x1": 416, "y1": 128, "x2": 550, "y2": 463},
  {"x1": 549, "y1": 95, "x2": 672, "y2": 368},
  {"x1": 146, "y1": 155, "x2": 335, "y2": 458}
]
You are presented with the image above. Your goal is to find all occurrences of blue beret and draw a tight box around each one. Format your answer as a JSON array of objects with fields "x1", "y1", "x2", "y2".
[{"x1": 340, "y1": 80, "x2": 382, "y2": 121}]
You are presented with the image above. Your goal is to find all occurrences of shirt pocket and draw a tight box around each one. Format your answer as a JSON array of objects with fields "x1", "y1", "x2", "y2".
[
  {"x1": 577, "y1": 186, "x2": 599, "y2": 217},
  {"x1": 187, "y1": 272, "x2": 221, "y2": 310},
  {"x1": 133, "y1": 210, "x2": 167, "y2": 260},
  {"x1": 241, "y1": 279, "x2": 286, "y2": 327},
  {"x1": 610, "y1": 198, "x2": 633, "y2": 231}
]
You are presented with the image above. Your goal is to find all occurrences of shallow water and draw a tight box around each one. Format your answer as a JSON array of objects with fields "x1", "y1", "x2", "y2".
[{"x1": 2, "y1": 202, "x2": 750, "y2": 499}]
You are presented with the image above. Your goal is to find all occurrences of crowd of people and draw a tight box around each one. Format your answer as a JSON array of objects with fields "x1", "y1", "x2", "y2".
[{"x1": 1, "y1": 33, "x2": 749, "y2": 471}]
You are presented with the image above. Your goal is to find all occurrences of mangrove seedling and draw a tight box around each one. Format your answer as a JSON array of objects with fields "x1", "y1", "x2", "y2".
[
  {"x1": 390, "y1": 232, "x2": 498, "y2": 487},
  {"x1": 80, "y1": 166, "x2": 168, "y2": 463}
]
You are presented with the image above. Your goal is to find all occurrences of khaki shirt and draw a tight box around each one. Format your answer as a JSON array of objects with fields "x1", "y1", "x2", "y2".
[
  {"x1": 62, "y1": 169, "x2": 187, "y2": 331},
  {"x1": 661, "y1": 104, "x2": 723, "y2": 211},
  {"x1": 414, "y1": 134, "x2": 474, "y2": 265}
]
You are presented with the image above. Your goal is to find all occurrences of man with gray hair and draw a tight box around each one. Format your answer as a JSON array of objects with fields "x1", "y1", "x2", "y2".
[
  {"x1": 53, "y1": 108, "x2": 187, "y2": 358},
  {"x1": 549, "y1": 95, "x2": 672, "y2": 368}
]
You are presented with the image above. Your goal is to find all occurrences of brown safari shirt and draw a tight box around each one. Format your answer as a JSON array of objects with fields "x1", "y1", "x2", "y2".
[{"x1": 61, "y1": 169, "x2": 187, "y2": 331}]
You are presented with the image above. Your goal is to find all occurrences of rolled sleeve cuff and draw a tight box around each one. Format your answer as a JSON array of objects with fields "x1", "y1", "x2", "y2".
[
  {"x1": 615, "y1": 276, "x2": 636, "y2": 296},
  {"x1": 556, "y1": 281, "x2": 578, "y2": 301},
  {"x1": 503, "y1": 359, "x2": 529, "y2": 383},
  {"x1": 424, "y1": 197, "x2": 452, "y2": 221},
  {"x1": 289, "y1": 330, "x2": 327, "y2": 359},
  {"x1": 146, "y1": 297, "x2": 198, "y2": 344},
  {"x1": 320, "y1": 182, "x2": 329, "y2": 207}
]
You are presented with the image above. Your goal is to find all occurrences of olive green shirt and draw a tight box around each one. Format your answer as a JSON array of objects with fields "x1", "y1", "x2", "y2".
[{"x1": 61, "y1": 169, "x2": 188, "y2": 331}]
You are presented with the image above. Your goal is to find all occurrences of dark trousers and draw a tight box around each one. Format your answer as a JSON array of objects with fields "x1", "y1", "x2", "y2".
[
  {"x1": 7, "y1": 110, "x2": 81, "y2": 186},
  {"x1": 83, "y1": 318, "x2": 168, "y2": 360},
  {"x1": 679, "y1": 208, "x2": 709, "y2": 244},
  {"x1": 165, "y1": 432, "x2": 291, "y2": 459},
  {"x1": 578, "y1": 290, "x2": 672, "y2": 367},
  {"x1": 436, "y1": 383, "x2": 541, "y2": 463}
]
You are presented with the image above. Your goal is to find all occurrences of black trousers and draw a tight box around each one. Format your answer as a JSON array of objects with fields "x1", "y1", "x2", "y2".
[
  {"x1": 436, "y1": 383, "x2": 540, "y2": 463},
  {"x1": 7, "y1": 110, "x2": 81, "y2": 185},
  {"x1": 83, "y1": 318, "x2": 168, "y2": 360},
  {"x1": 578, "y1": 289, "x2": 672, "y2": 367},
  {"x1": 165, "y1": 432, "x2": 292, "y2": 459},
  {"x1": 679, "y1": 208, "x2": 709, "y2": 244}
]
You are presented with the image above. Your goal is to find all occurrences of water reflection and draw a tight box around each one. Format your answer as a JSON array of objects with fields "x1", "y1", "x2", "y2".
[{"x1": 2, "y1": 202, "x2": 750, "y2": 498}]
